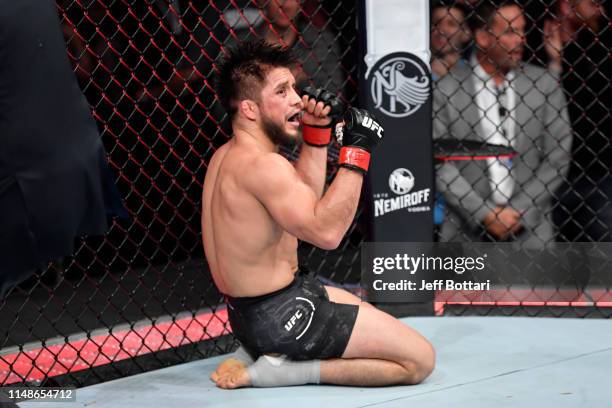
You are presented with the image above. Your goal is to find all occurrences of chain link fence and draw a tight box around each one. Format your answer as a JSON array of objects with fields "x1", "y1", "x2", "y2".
[
  {"x1": 1, "y1": 0, "x2": 610, "y2": 390},
  {"x1": 432, "y1": 0, "x2": 611, "y2": 315},
  {"x1": 0, "y1": 0, "x2": 359, "y2": 388}
]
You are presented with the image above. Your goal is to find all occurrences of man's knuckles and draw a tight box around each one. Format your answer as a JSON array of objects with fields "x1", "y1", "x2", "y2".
[
  {"x1": 314, "y1": 101, "x2": 328, "y2": 116},
  {"x1": 301, "y1": 86, "x2": 345, "y2": 119},
  {"x1": 301, "y1": 85, "x2": 324, "y2": 100}
]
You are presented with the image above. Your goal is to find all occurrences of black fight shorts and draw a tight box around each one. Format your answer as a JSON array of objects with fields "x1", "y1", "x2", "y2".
[{"x1": 226, "y1": 270, "x2": 359, "y2": 361}]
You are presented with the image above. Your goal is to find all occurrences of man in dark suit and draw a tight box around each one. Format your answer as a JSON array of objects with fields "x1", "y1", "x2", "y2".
[
  {"x1": 433, "y1": 1, "x2": 573, "y2": 247},
  {"x1": 0, "y1": 0, "x2": 124, "y2": 297}
]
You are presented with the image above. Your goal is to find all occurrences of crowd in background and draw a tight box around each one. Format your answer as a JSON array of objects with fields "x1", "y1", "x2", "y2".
[
  {"x1": 431, "y1": 0, "x2": 610, "y2": 244},
  {"x1": 2, "y1": 1, "x2": 609, "y2": 387},
  {"x1": 56, "y1": 0, "x2": 354, "y2": 267},
  {"x1": 56, "y1": 0, "x2": 610, "y2": 251}
]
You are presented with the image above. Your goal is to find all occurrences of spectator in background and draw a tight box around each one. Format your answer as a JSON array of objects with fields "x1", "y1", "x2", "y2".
[
  {"x1": 223, "y1": 0, "x2": 345, "y2": 93},
  {"x1": 147, "y1": 1, "x2": 345, "y2": 101},
  {"x1": 138, "y1": 1, "x2": 346, "y2": 140},
  {"x1": 220, "y1": 0, "x2": 346, "y2": 165},
  {"x1": 138, "y1": 1, "x2": 222, "y2": 103},
  {"x1": 430, "y1": 1, "x2": 472, "y2": 230},
  {"x1": 544, "y1": 0, "x2": 612, "y2": 241},
  {"x1": 542, "y1": 0, "x2": 605, "y2": 72},
  {"x1": 431, "y1": 1, "x2": 471, "y2": 80},
  {"x1": 433, "y1": 1, "x2": 572, "y2": 247}
]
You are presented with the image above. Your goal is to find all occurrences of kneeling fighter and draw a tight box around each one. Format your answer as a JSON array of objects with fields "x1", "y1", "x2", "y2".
[{"x1": 202, "y1": 40, "x2": 435, "y2": 389}]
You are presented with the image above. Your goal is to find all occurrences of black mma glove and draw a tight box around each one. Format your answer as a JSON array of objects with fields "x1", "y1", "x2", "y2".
[
  {"x1": 336, "y1": 107, "x2": 384, "y2": 173},
  {"x1": 301, "y1": 86, "x2": 345, "y2": 147}
]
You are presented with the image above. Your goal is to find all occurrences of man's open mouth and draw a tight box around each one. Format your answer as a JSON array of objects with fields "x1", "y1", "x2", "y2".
[{"x1": 287, "y1": 112, "x2": 301, "y2": 124}]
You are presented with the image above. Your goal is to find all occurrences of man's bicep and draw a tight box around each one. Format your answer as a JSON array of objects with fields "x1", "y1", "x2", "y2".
[{"x1": 248, "y1": 157, "x2": 319, "y2": 238}]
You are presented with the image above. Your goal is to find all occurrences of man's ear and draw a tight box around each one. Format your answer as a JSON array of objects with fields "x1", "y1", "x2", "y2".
[
  {"x1": 238, "y1": 99, "x2": 259, "y2": 121},
  {"x1": 474, "y1": 28, "x2": 491, "y2": 51}
]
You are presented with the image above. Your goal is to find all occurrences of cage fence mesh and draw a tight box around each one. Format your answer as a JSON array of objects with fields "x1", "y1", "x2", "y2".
[{"x1": 0, "y1": 0, "x2": 610, "y2": 389}]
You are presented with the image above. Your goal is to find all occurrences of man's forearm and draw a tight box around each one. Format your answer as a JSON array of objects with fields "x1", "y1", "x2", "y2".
[
  {"x1": 296, "y1": 106, "x2": 381, "y2": 249},
  {"x1": 311, "y1": 168, "x2": 363, "y2": 248},
  {"x1": 295, "y1": 144, "x2": 328, "y2": 198}
]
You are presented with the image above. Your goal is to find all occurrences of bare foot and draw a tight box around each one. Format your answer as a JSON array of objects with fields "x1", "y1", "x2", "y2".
[
  {"x1": 210, "y1": 358, "x2": 246, "y2": 383},
  {"x1": 215, "y1": 365, "x2": 251, "y2": 389}
]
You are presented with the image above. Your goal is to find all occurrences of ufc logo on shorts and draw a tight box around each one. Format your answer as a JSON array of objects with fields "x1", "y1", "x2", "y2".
[
  {"x1": 361, "y1": 116, "x2": 383, "y2": 138},
  {"x1": 284, "y1": 310, "x2": 303, "y2": 331},
  {"x1": 286, "y1": 297, "x2": 315, "y2": 340}
]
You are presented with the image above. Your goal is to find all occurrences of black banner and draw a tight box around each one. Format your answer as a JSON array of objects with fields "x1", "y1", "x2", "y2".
[{"x1": 360, "y1": 50, "x2": 434, "y2": 241}]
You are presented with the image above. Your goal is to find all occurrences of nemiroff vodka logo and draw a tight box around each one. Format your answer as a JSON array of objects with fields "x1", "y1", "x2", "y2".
[
  {"x1": 389, "y1": 168, "x2": 414, "y2": 195},
  {"x1": 374, "y1": 168, "x2": 431, "y2": 217}
]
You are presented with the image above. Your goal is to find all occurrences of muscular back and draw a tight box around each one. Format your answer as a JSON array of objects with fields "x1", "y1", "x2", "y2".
[{"x1": 202, "y1": 138, "x2": 298, "y2": 297}]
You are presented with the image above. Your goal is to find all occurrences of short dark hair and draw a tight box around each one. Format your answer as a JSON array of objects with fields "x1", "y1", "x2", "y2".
[
  {"x1": 468, "y1": 0, "x2": 522, "y2": 32},
  {"x1": 216, "y1": 40, "x2": 297, "y2": 119},
  {"x1": 431, "y1": 0, "x2": 470, "y2": 18}
]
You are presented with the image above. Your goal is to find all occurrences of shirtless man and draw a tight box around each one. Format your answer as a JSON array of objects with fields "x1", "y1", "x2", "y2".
[{"x1": 202, "y1": 40, "x2": 435, "y2": 389}]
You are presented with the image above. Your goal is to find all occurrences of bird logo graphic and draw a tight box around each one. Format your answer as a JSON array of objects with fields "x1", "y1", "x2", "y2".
[{"x1": 370, "y1": 55, "x2": 430, "y2": 118}]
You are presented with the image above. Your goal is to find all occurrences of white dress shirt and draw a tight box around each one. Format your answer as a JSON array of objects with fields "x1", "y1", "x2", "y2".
[{"x1": 471, "y1": 55, "x2": 517, "y2": 205}]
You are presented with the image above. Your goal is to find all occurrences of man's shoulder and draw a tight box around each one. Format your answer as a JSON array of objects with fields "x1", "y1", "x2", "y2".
[
  {"x1": 518, "y1": 63, "x2": 557, "y2": 87},
  {"x1": 435, "y1": 63, "x2": 473, "y2": 96},
  {"x1": 438, "y1": 63, "x2": 473, "y2": 86},
  {"x1": 242, "y1": 150, "x2": 294, "y2": 182},
  {"x1": 220, "y1": 141, "x2": 287, "y2": 169},
  {"x1": 518, "y1": 62, "x2": 548, "y2": 79},
  {"x1": 251, "y1": 151, "x2": 293, "y2": 172},
  {"x1": 212, "y1": 142, "x2": 293, "y2": 193},
  {"x1": 241, "y1": 151, "x2": 298, "y2": 199},
  {"x1": 208, "y1": 142, "x2": 231, "y2": 169}
]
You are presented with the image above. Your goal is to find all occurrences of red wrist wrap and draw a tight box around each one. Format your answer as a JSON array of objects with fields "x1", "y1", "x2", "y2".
[
  {"x1": 339, "y1": 146, "x2": 371, "y2": 172},
  {"x1": 302, "y1": 125, "x2": 331, "y2": 147}
]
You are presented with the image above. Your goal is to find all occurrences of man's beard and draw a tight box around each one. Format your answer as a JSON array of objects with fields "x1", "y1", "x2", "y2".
[{"x1": 261, "y1": 115, "x2": 297, "y2": 148}]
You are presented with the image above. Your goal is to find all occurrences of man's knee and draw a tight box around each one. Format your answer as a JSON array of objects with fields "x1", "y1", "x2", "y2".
[
  {"x1": 401, "y1": 342, "x2": 435, "y2": 385},
  {"x1": 418, "y1": 342, "x2": 436, "y2": 382}
]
